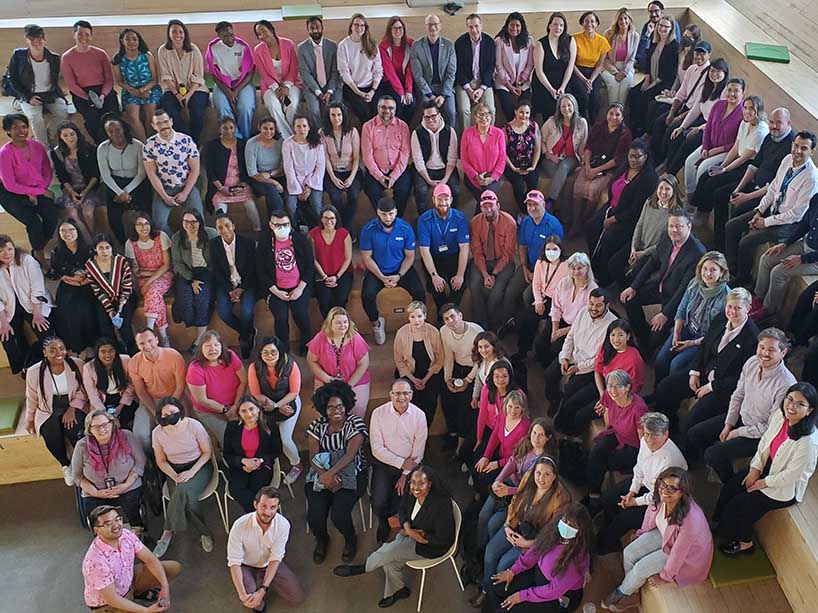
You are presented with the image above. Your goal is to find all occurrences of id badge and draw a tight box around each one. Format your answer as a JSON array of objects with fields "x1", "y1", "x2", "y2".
[{"x1": 438, "y1": 245, "x2": 449, "y2": 253}]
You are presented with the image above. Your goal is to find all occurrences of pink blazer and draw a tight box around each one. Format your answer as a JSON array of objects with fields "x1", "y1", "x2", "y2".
[
  {"x1": 82, "y1": 356, "x2": 136, "y2": 413},
  {"x1": 25, "y1": 357, "x2": 88, "y2": 435},
  {"x1": 494, "y1": 36, "x2": 534, "y2": 92},
  {"x1": 636, "y1": 500, "x2": 713, "y2": 586},
  {"x1": 253, "y1": 37, "x2": 302, "y2": 93}
]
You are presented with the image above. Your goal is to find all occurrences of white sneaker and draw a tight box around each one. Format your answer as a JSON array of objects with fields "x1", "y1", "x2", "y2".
[
  {"x1": 61, "y1": 466, "x2": 75, "y2": 486},
  {"x1": 200, "y1": 534, "x2": 214, "y2": 553},
  {"x1": 372, "y1": 317, "x2": 386, "y2": 345},
  {"x1": 284, "y1": 464, "x2": 303, "y2": 485},
  {"x1": 153, "y1": 538, "x2": 171, "y2": 559}
]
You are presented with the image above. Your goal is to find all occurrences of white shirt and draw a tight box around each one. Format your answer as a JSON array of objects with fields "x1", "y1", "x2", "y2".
[
  {"x1": 757, "y1": 155, "x2": 818, "y2": 227},
  {"x1": 630, "y1": 438, "x2": 688, "y2": 506},
  {"x1": 471, "y1": 38, "x2": 481, "y2": 83},
  {"x1": 0, "y1": 253, "x2": 53, "y2": 321},
  {"x1": 411, "y1": 500, "x2": 423, "y2": 520},
  {"x1": 410, "y1": 125, "x2": 458, "y2": 173},
  {"x1": 690, "y1": 318, "x2": 748, "y2": 381},
  {"x1": 227, "y1": 511, "x2": 291, "y2": 568},
  {"x1": 30, "y1": 56, "x2": 51, "y2": 93},
  {"x1": 736, "y1": 120, "x2": 768, "y2": 157},
  {"x1": 655, "y1": 503, "x2": 669, "y2": 536},
  {"x1": 222, "y1": 238, "x2": 241, "y2": 287},
  {"x1": 210, "y1": 40, "x2": 245, "y2": 81},
  {"x1": 558, "y1": 308, "x2": 618, "y2": 374},
  {"x1": 52, "y1": 371, "x2": 68, "y2": 395}
]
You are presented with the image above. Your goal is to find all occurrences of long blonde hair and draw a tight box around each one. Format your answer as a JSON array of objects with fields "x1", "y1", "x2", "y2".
[
  {"x1": 604, "y1": 7, "x2": 634, "y2": 43},
  {"x1": 321, "y1": 306, "x2": 359, "y2": 344}
]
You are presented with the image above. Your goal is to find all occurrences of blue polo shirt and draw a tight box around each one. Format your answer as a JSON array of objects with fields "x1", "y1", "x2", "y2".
[
  {"x1": 360, "y1": 217, "x2": 416, "y2": 274},
  {"x1": 417, "y1": 208, "x2": 470, "y2": 255},
  {"x1": 519, "y1": 212, "x2": 564, "y2": 269}
]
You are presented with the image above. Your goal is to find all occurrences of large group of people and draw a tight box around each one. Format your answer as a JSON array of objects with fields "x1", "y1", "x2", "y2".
[{"x1": 3, "y1": 3, "x2": 818, "y2": 613}]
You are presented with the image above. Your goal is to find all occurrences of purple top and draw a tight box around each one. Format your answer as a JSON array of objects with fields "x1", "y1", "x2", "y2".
[
  {"x1": 702, "y1": 98, "x2": 743, "y2": 151},
  {"x1": 494, "y1": 450, "x2": 540, "y2": 494},
  {"x1": 608, "y1": 172, "x2": 629, "y2": 209},
  {"x1": 510, "y1": 544, "x2": 590, "y2": 602}
]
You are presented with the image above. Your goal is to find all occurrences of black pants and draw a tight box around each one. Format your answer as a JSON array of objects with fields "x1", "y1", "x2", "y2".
[
  {"x1": 324, "y1": 170, "x2": 361, "y2": 231},
  {"x1": 364, "y1": 169, "x2": 413, "y2": 218},
  {"x1": 623, "y1": 283, "x2": 671, "y2": 353},
  {"x1": 804, "y1": 340, "x2": 818, "y2": 389},
  {"x1": 425, "y1": 252, "x2": 467, "y2": 314},
  {"x1": 495, "y1": 89, "x2": 531, "y2": 125},
  {"x1": 371, "y1": 461, "x2": 402, "y2": 529},
  {"x1": 587, "y1": 434, "x2": 638, "y2": 494},
  {"x1": 574, "y1": 65, "x2": 602, "y2": 123},
  {"x1": 315, "y1": 270, "x2": 354, "y2": 319},
  {"x1": 504, "y1": 167, "x2": 540, "y2": 214},
  {"x1": 554, "y1": 381, "x2": 600, "y2": 434},
  {"x1": 159, "y1": 90, "x2": 209, "y2": 144},
  {"x1": 703, "y1": 430, "x2": 761, "y2": 484},
  {"x1": 692, "y1": 164, "x2": 749, "y2": 212},
  {"x1": 655, "y1": 369, "x2": 730, "y2": 436},
  {"x1": 517, "y1": 298, "x2": 552, "y2": 355},
  {"x1": 483, "y1": 563, "x2": 583, "y2": 613},
  {"x1": 545, "y1": 368, "x2": 594, "y2": 421},
  {"x1": 104, "y1": 178, "x2": 152, "y2": 245},
  {"x1": 342, "y1": 85, "x2": 377, "y2": 125},
  {"x1": 627, "y1": 80, "x2": 664, "y2": 136},
  {"x1": 712, "y1": 184, "x2": 760, "y2": 252},
  {"x1": 74, "y1": 87, "x2": 120, "y2": 143},
  {"x1": 361, "y1": 268, "x2": 425, "y2": 322},
  {"x1": 39, "y1": 409, "x2": 86, "y2": 466},
  {"x1": 305, "y1": 472, "x2": 365, "y2": 545},
  {"x1": 649, "y1": 108, "x2": 673, "y2": 162},
  {"x1": 533, "y1": 321, "x2": 567, "y2": 371},
  {"x1": 413, "y1": 168, "x2": 460, "y2": 215},
  {"x1": 229, "y1": 465, "x2": 274, "y2": 513},
  {"x1": 666, "y1": 130, "x2": 703, "y2": 176},
  {"x1": 599, "y1": 481, "x2": 648, "y2": 553},
  {"x1": 714, "y1": 465, "x2": 795, "y2": 542},
  {"x1": 266, "y1": 286, "x2": 312, "y2": 353},
  {"x1": 0, "y1": 188, "x2": 60, "y2": 252},
  {"x1": 587, "y1": 215, "x2": 634, "y2": 288},
  {"x1": 443, "y1": 363, "x2": 475, "y2": 437},
  {"x1": 789, "y1": 279, "x2": 818, "y2": 345},
  {"x1": 82, "y1": 486, "x2": 143, "y2": 526},
  {"x1": 96, "y1": 293, "x2": 138, "y2": 355},
  {"x1": 607, "y1": 242, "x2": 637, "y2": 289},
  {"x1": 400, "y1": 369, "x2": 441, "y2": 427},
  {"x1": 1, "y1": 301, "x2": 50, "y2": 374}
]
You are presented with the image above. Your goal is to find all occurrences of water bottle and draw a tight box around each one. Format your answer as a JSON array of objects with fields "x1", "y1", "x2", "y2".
[{"x1": 582, "y1": 603, "x2": 597, "y2": 613}]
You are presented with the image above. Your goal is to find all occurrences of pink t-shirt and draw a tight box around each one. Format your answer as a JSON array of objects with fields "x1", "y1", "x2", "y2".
[
  {"x1": 241, "y1": 426, "x2": 261, "y2": 458},
  {"x1": 273, "y1": 238, "x2": 300, "y2": 290},
  {"x1": 769, "y1": 419, "x2": 790, "y2": 461},
  {"x1": 306, "y1": 331, "x2": 371, "y2": 386},
  {"x1": 608, "y1": 173, "x2": 629, "y2": 209},
  {"x1": 186, "y1": 349, "x2": 243, "y2": 413},
  {"x1": 82, "y1": 528, "x2": 144, "y2": 607},
  {"x1": 151, "y1": 417, "x2": 210, "y2": 465}
]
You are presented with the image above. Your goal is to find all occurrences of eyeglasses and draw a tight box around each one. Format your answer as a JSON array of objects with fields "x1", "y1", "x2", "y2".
[
  {"x1": 606, "y1": 383, "x2": 628, "y2": 390},
  {"x1": 785, "y1": 396, "x2": 811, "y2": 410},
  {"x1": 271, "y1": 222, "x2": 291, "y2": 229},
  {"x1": 423, "y1": 113, "x2": 440, "y2": 121},
  {"x1": 321, "y1": 216, "x2": 336, "y2": 222},
  {"x1": 326, "y1": 403, "x2": 346, "y2": 413},
  {"x1": 476, "y1": 112, "x2": 492, "y2": 118},
  {"x1": 90, "y1": 422, "x2": 113, "y2": 431},
  {"x1": 657, "y1": 479, "x2": 680, "y2": 494},
  {"x1": 390, "y1": 390, "x2": 412, "y2": 396},
  {"x1": 628, "y1": 152, "x2": 646, "y2": 159},
  {"x1": 96, "y1": 516, "x2": 124, "y2": 529},
  {"x1": 260, "y1": 350, "x2": 279, "y2": 357},
  {"x1": 182, "y1": 218, "x2": 199, "y2": 226}
]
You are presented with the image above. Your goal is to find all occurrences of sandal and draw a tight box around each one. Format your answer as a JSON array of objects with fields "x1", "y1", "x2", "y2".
[{"x1": 135, "y1": 587, "x2": 161, "y2": 602}]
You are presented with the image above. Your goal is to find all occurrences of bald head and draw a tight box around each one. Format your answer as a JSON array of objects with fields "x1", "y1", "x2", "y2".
[
  {"x1": 769, "y1": 107, "x2": 792, "y2": 139},
  {"x1": 425, "y1": 14, "x2": 441, "y2": 42}
]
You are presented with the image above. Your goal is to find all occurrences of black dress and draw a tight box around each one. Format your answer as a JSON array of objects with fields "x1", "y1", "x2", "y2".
[
  {"x1": 49, "y1": 245, "x2": 100, "y2": 353},
  {"x1": 532, "y1": 37, "x2": 570, "y2": 121}
]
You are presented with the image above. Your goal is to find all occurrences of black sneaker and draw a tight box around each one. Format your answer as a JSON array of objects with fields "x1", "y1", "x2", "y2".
[
  {"x1": 342, "y1": 538, "x2": 357, "y2": 563},
  {"x1": 379, "y1": 587, "x2": 410, "y2": 608},
  {"x1": 313, "y1": 538, "x2": 329, "y2": 564}
]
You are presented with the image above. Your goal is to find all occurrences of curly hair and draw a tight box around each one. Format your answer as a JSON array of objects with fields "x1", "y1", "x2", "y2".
[{"x1": 312, "y1": 380, "x2": 357, "y2": 417}]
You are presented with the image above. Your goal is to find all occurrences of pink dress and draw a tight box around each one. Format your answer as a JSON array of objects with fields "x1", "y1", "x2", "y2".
[
  {"x1": 212, "y1": 144, "x2": 253, "y2": 205},
  {"x1": 127, "y1": 235, "x2": 173, "y2": 327}
]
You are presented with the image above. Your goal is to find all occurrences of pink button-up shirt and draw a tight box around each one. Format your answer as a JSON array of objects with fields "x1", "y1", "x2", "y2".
[
  {"x1": 369, "y1": 401, "x2": 428, "y2": 472},
  {"x1": 282, "y1": 137, "x2": 326, "y2": 193},
  {"x1": 361, "y1": 116, "x2": 411, "y2": 181},
  {"x1": 460, "y1": 125, "x2": 506, "y2": 187},
  {"x1": 0, "y1": 140, "x2": 53, "y2": 196},
  {"x1": 82, "y1": 529, "x2": 143, "y2": 607}
]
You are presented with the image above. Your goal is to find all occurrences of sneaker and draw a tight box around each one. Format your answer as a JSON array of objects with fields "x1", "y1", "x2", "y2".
[
  {"x1": 158, "y1": 332, "x2": 171, "y2": 348},
  {"x1": 200, "y1": 534, "x2": 214, "y2": 553},
  {"x1": 153, "y1": 538, "x2": 171, "y2": 559},
  {"x1": 372, "y1": 317, "x2": 386, "y2": 345},
  {"x1": 603, "y1": 591, "x2": 640, "y2": 611},
  {"x1": 61, "y1": 466, "x2": 75, "y2": 486},
  {"x1": 284, "y1": 464, "x2": 303, "y2": 485}
]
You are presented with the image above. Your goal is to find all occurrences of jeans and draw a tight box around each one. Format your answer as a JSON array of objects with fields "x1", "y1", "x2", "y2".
[
  {"x1": 477, "y1": 497, "x2": 505, "y2": 548},
  {"x1": 324, "y1": 170, "x2": 361, "y2": 230},
  {"x1": 315, "y1": 270, "x2": 354, "y2": 318},
  {"x1": 160, "y1": 90, "x2": 209, "y2": 144},
  {"x1": 363, "y1": 170, "x2": 413, "y2": 218},
  {"x1": 0, "y1": 188, "x2": 60, "y2": 251},
  {"x1": 19, "y1": 97, "x2": 69, "y2": 145},
  {"x1": 468, "y1": 261, "x2": 515, "y2": 331},
  {"x1": 276, "y1": 395, "x2": 302, "y2": 467},
  {"x1": 151, "y1": 186, "x2": 204, "y2": 235},
  {"x1": 619, "y1": 529, "x2": 669, "y2": 595},
  {"x1": 654, "y1": 328, "x2": 700, "y2": 384},
  {"x1": 285, "y1": 189, "x2": 323, "y2": 229},
  {"x1": 413, "y1": 168, "x2": 460, "y2": 215},
  {"x1": 361, "y1": 268, "x2": 425, "y2": 321},
  {"x1": 262, "y1": 85, "x2": 301, "y2": 139},
  {"x1": 74, "y1": 87, "x2": 120, "y2": 143},
  {"x1": 265, "y1": 287, "x2": 312, "y2": 353},
  {"x1": 248, "y1": 177, "x2": 285, "y2": 214},
  {"x1": 541, "y1": 157, "x2": 579, "y2": 202},
  {"x1": 482, "y1": 525, "x2": 515, "y2": 589},
  {"x1": 215, "y1": 287, "x2": 256, "y2": 339},
  {"x1": 211, "y1": 83, "x2": 256, "y2": 140}
]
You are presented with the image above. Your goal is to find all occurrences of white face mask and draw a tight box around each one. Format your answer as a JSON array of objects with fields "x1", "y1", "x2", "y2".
[
  {"x1": 273, "y1": 227, "x2": 291, "y2": 241},
  {"x1": 545, "y1": 249, "x2": 561, "y2": 262}
]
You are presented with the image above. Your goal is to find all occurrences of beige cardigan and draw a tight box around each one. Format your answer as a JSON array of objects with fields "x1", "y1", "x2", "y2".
[
  {"x1": 82, "y1": 355, "x2": 136, "y2": 413},
  {"x1": 25, "y1": 356, "x2": 88, "y2": 434},
  {"x1": 393, "y1": 322, "x2": 444, "y2": 378},
  {"x1": 541, "y1": 116, "x2": 589, "y2": 163}
]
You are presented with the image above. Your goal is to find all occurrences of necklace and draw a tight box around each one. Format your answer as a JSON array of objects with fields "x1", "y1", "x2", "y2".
[{"x1": 450, "y1": 323, "x2": 468, "y2": 341}]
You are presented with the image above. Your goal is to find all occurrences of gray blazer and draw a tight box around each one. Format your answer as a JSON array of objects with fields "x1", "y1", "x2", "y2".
[
  {"x1": 297, "y1": 37, "x2": 341, "y2": 97},
  {"x1": 410, "y1": 36, "x2": 456, "y2": 99}
]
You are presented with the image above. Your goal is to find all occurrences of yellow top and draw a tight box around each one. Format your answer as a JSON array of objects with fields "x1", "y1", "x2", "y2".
[{"x1": 572, "y1": 32, "x2": 611, "y2": 68}]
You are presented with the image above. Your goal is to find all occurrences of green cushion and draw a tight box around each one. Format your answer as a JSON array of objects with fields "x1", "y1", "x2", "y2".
[
  {"x1": 281, "y1": 4, "x2": 322, "y2": 20},
  {"x1": 745, "y1": 43, "x2": 790, "y2": 64},
  {"x1": 204, "y1": 72, "x2": 261, "y2": 91},
  {"x1": 0, "y1": 397, "x2": 23, "y2": 435},
  {"x1": 709, "y1": 545, "x2": 776, "y2": 588}
]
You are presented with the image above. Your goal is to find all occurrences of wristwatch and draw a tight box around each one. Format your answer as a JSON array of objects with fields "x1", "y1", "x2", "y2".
[
  {"x1": 260, "y1": 584, "x2": 270, "y2": 592},
  {"x1": 222, "y1": 405, "x2": 230, "y2": 415}
]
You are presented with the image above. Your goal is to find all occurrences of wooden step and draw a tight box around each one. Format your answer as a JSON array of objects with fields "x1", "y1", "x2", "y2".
[{"x1": 639, "y1": 577, "x2": 792, "y2": 613}]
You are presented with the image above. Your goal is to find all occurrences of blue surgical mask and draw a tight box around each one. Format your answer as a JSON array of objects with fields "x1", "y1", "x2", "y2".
[{"x1": 558, "y1": 519, "x2": 578, "y2": 540}]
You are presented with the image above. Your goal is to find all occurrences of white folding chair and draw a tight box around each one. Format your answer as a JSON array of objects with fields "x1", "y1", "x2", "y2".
[
  {"x1": 405, "y1": 500, "x2": 465, "y2": 612},
  {"x1": 161, "y1": 452, "x2": 227, "y2": 535},
  {"x1": 222, "y1": 458, "x2": 284, "y2": 533}
]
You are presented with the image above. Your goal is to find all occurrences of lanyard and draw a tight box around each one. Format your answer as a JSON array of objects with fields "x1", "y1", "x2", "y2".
[
  {"x1": 780, "y1": 164, "x2": 807, "y2": 197},
  {"x1": 434, "y1": 213, "x2": 452, "y2": 248}
]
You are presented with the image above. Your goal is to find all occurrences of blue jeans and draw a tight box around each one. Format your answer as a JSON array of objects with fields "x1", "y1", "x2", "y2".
[
  {"x1": 215, "y1": 287, "x2": 256, "y2": 339},
  {"x1": 211, "y1": 83, "x2": 256, "y2": 140},
  {"x1": 654, "y1": 328, "x2": 700, "y2": 384},
  {"x1": 478, "y1": 499, "x2": 506, "y2": 549},
  {"x1": 286, "y1": 189, "x2": 323, "y2": 228},
  {"x1": 160, "y1": 90, "x2": 209, "y2": 144},
  {"x1": 483, "y1": 524, "x2": 514, "y2": 589},
  {"x1": 152, "y1": 185, "x2": 204, "y2": 235},
  {"x1": 324, "y1": 170, "x2": 361, "y2": 231},
  {"x1": 363, "y1": 170, "x2": 413, "y2": 217},
  {"x1": 248, "y1": 177, "x2": 286, "y2": 214}
]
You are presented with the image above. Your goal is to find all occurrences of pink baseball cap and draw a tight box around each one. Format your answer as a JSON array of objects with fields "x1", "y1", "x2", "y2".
[
  {"x1": 433, "y1": 184, "x2": 452, "y2": 198},
  {"x1": 525, "y1": 190, "x2": 546, "y2": 205},
  {"x1": 480, "y1": 190, "x2": 498, "y2": 203}
]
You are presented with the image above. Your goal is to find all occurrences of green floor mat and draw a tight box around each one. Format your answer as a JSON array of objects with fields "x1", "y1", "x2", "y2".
[
  {"x1": 745, "y1": 42, "x2": 790, "y2": 64},
  {"x1": 0, "y1": 397, "x2": 23, "y2": 435},
  {"x1": 709, "y1": 545, "x2": 777, "y2": 588}
]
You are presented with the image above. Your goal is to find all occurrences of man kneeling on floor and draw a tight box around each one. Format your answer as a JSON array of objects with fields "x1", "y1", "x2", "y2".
[{"x1": 82, "y1": 505, "x2": 181, "y2": 612}]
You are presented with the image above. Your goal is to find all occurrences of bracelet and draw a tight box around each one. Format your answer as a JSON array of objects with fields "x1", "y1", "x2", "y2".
[{"x1": 260, "y1": 585, "x2": 269, "y2": 592}]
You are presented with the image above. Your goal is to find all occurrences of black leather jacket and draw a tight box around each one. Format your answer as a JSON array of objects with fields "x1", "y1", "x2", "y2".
[{"x1": 6, "y1": 47, "x2": 64, "y2": 102}]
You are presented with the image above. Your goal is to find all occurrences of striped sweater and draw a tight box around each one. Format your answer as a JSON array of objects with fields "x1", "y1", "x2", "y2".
[{"x1": 85, "y1": 254, "x2": 133, "y2": 316}]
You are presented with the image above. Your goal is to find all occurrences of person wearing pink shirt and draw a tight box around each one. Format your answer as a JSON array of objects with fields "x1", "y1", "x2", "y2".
[
  {"x1": 493, "y1": 13, "x2": 535, "y2": 123},
  {"x1": 60, "y1": 20, "x2": 118, "y2": 143},
  {"x1": 0, "y1": 114, "x2": 60, "y2": 259},
  {"x1": 206, "y1": 21, "x2": 257, "y2": 141},
  {"x1": 361, "y1": 96, "x2": 413, "y2": 217},
  {"x1": 253, "y1": 20, "x2": 301, "y2": 139},
  {"x1": 379, "y1": 17, "x2": 415, "y2": 123},
  {"x1": 338, "y1": 14, "x2": 383, "y2": 124},
  {"x1": 282, "y1": 115, "x2": 325, "y2": 228},
  {"x1": 461, "y1": 102, "x2": 506, "y2": 206},
  {"x1": 604, "y1": 467, "x2": 713, "y2": 611}
]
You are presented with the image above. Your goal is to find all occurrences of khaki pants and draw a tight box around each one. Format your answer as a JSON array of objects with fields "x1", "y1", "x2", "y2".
[{"x1": 90, "y1": 561, "x2": 182, "y2": 612}]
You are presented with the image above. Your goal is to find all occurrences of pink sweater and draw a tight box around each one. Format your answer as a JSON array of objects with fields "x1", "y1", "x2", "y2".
[
  {"x1": 476, "y1": 385, "x2": 503, "y2": 444},
  {"x1": 636, "y1": 500, "x2": 713, "y2": 586},
  {"x1": 483, "y1": 412, "x2": 531, "y2": 467},
  {"x1": 61, "y1": 46, "x2": 114, "y2": 98},
  {"x1": 532, "y1": 260, "x2": 570, "y2": 305},
  {"x1": 0, "y1": 140, "x2": 53, "y2": 196},
  {"x1": 461, "y1": 126, "x2": 506, "y2": 188}
]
